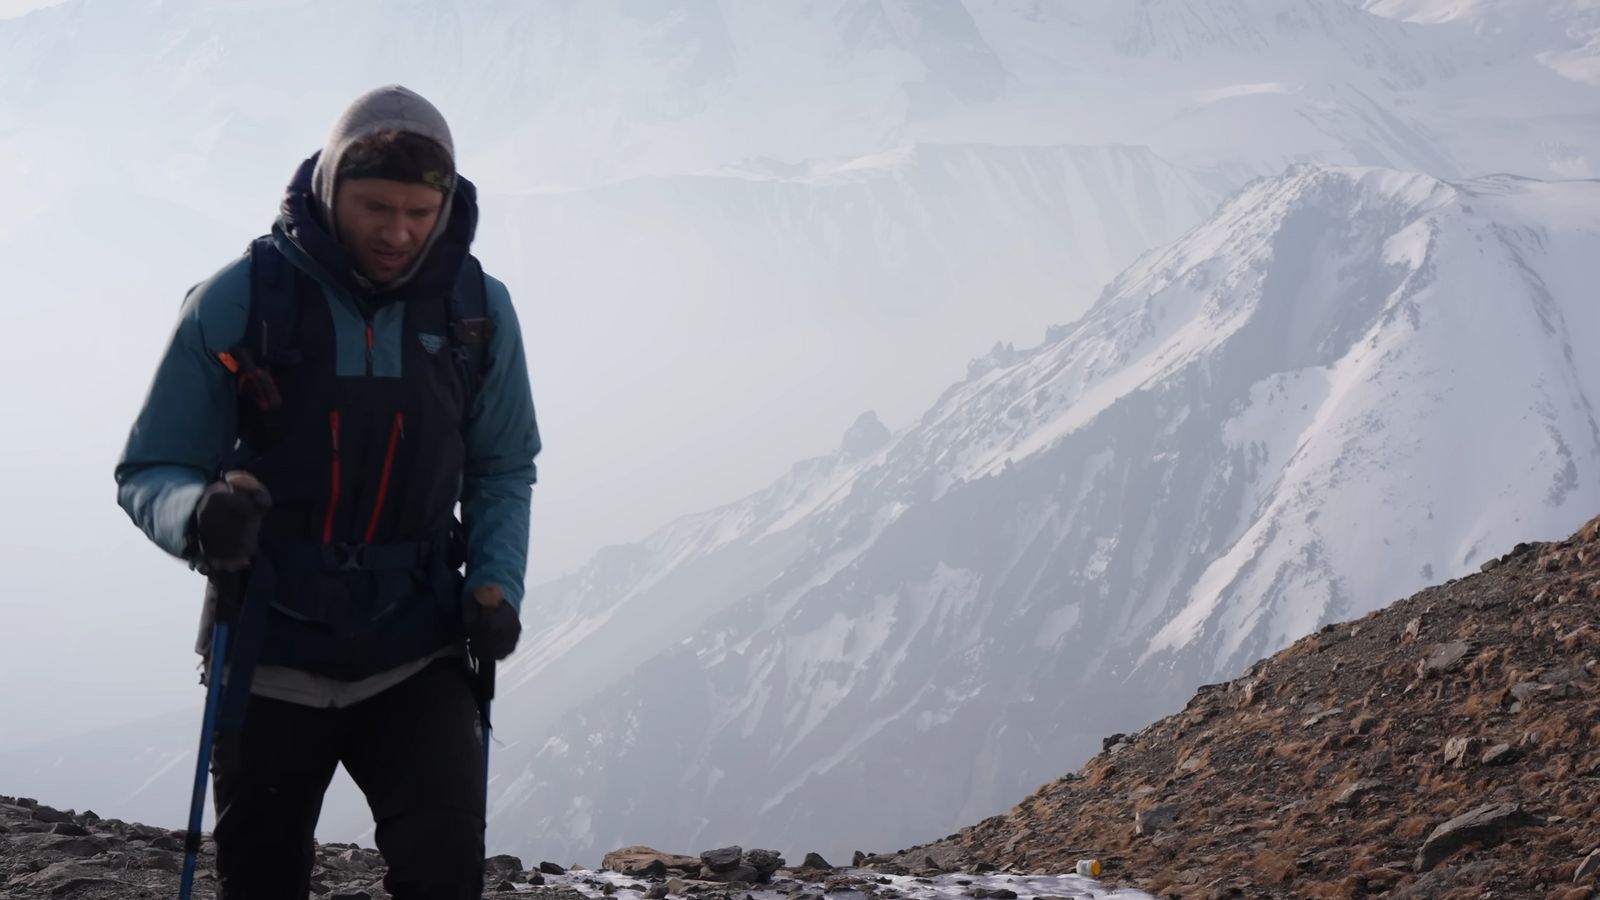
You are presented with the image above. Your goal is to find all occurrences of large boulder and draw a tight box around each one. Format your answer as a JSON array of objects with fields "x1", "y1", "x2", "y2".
[
  {"x1": 801, "y1": 852, "x2": 834, "y2": 871},
  {"x1": 602, "y1": 846, "x2": 703, "y2": 878},
  {"x1": 744, "y1": 849, "x2": 785, "y2": 880},
  {"x1": 705, "y1": 865, "x2": 760, "y2": 884},
  {"x1": 699, "y1": 846, "x2": 743, "y2": 873},
  {"x1": 1415, "y1": 803, "x2": 1532, "y2": 872},
  {"x1": 484, "y1": 854, "x2": 525, "y2": 881}
]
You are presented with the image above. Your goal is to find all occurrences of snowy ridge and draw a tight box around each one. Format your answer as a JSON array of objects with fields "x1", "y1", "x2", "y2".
[{"x1": 490, "y1": 166, "x2": 1600, "y2": 862}]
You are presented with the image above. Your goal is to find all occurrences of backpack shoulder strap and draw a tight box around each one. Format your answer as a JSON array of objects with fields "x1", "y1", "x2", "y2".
[
  {"x1": 222, "y1": 236, "x2": 304, "y2": 413},
  {"x1": 244, "y1": 236, "x2": 303, "y2": 365},
  {"x1": 448, "y1": 254, "x2": 495, "y2": 408}
]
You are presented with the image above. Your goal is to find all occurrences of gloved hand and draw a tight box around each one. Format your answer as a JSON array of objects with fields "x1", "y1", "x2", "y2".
[
  {"x1": 464, "y1": 583, "x2": 520, "y2": 661},
  {"x1": 194, "y1": 471, "x2": 273, "y2": 572}
]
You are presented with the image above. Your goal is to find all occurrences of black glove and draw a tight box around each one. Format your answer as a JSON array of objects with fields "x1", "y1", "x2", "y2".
[
  {"x1": 463, "y1": 584, "x2": 521, "y2": 661},
  {"x1": 194, "y1": 471, "x2": 273, "y2": 572}
]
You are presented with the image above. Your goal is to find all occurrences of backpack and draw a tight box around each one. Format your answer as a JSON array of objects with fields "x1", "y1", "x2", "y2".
[{"x1": 207, "y1": 237, "x2": 496, "y2": 726}]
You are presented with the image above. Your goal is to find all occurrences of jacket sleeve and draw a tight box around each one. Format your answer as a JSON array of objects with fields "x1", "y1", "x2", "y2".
[
  {"x1": 460, "y1": 274, "x2": 541, "y2": 612},
  {"x1": 114, "y1": 258, "x2": 250, "y2": 560}
]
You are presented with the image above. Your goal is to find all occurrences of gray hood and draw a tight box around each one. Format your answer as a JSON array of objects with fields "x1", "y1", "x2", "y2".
[{"x1": 310, "y1": 84, "x2": 457, "y2": 292}]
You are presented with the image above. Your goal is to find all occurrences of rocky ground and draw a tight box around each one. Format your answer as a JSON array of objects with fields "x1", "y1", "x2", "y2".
[
  {"x1": 0, "y1": 805, "x2": 1147, "y2": 899},
  {"x1": 869, "y1": 519, "x2": 1600, "y2": 899}
]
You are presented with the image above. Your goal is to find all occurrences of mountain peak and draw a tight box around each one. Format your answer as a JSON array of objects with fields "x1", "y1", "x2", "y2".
[{"x1": 840, "y1": 411, "x2": 891, "y2": 458}]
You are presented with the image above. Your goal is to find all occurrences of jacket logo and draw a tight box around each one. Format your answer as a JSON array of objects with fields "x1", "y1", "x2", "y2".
[{"x1": 419, "y1": 334, "x2": 446, "y2": 355}]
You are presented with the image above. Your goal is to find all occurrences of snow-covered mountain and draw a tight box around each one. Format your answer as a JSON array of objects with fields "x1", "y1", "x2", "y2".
[{"x1": 485, "y1": 166, "x2": 1600, "y2": 861}]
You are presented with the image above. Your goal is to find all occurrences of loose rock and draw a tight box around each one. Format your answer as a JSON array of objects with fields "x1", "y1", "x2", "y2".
[
  {"x1": 631, "y1": 858, "x2": 669, "y2": 878},
  {"x1": 1443, "y1": 735, "x2": 1478, "y2": 768},
  {"x1": 1414, "y1": 803, "x2": 1531, "y2": 872},
  {"x1": 707, "y1": 864, "x2": 761, "y2": 884},
  {"x1": 1134, "y1": 803, "x2": 1178, "y2": 836},
  {"x1": 745, "y1": 848, "x2": 785, "y2": 879},
  {"x1": 484, "y1": 854, "x2": 524, "y2": 882},
  {"x1": 701, "y1": 847, "x2": 743, "y2": 873},
  {"x1": 801, "y1": 852, "x2": 834, "y2": 871},
  {"x1": 1572, "y1": 849, "x2": 1600, "y2": 883},
  {"x1": 1425, "y1": 641, "x2": 1472, "y2": 672},
  {"x1": 605, "y1": 847, "x2": 703, "y2": 877},
  {"x1": 1334, "y1": 779, "x2": 1382, "y2": 807},
  {"x1": 28, "y1": 806, "x2": 75, "y2": 825},
  {"x1": 1481, "y1": 743, "x2": 1517, "y2": 765}
]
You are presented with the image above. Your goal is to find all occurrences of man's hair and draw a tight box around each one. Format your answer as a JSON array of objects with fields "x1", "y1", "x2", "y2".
[{"x1": 337, "y1": 130, "x2": 455, "y2": 192}]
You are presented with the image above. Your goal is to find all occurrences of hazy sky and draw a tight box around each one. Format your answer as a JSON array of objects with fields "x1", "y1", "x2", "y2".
[{"x1": 0, "y1": 0, "x2": 61, "y2": 17}]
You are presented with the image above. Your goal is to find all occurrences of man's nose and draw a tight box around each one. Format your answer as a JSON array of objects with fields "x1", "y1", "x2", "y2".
[{"x1": 380, "y1": 214, "x2": 412, "y2": 247}]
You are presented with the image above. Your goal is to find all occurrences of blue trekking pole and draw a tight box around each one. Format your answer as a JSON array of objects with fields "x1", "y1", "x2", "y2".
[
  {"x1": 478, "y1": 657, "x2": 496, "y2": 803},
  {"x1": 179, "y1": 613, "x2": 231, "y2": 899},
  {"x1": 179, "y1": 563, "x2": 266, "y2": 900}
]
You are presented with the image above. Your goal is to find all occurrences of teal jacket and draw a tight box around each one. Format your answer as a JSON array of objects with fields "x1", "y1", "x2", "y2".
[{"x1": 114, "y1": 218, "x2": 539, "y2": 612}]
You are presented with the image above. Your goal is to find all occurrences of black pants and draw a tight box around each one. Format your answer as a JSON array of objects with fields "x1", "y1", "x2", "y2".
[{"x1": 211, "y1": 660, "x2": 486, "y2": 899}]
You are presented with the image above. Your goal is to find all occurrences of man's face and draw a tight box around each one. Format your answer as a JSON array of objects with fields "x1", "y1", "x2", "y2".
[{"x1": 333, "y1": 178, "x2": 445, "y2": 285}]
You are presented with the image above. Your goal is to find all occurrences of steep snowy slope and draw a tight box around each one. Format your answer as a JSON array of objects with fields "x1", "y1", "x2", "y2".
[{"x1": 489, "y1": 167, "x2": 1600, "y2": 861}]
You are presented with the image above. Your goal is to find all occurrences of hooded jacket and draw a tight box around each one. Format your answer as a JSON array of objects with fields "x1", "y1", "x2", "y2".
[{"x1": 114, "y1": 86, "x2": 539, "y2": 705}]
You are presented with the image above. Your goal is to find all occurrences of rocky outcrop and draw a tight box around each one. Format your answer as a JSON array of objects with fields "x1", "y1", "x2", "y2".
[
  {"x1": 875, "y1": 518, "x2": 1600, "y2": 898},
  {"x1": 600, "y1": 848, "x2": 702, "y2": 880},
  {"x1": 692, "y1": 846, "x2": 785, "y2": 884}
]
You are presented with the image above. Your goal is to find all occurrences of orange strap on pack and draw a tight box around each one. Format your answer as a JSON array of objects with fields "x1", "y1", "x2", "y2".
[{"x1": 217, "y1": 347, "x2": 283, "y2": 412}]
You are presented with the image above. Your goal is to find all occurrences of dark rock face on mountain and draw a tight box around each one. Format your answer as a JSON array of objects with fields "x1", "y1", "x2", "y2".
[{"x1": 875, "y1": 518, "x2": 1600, "y2": 899}]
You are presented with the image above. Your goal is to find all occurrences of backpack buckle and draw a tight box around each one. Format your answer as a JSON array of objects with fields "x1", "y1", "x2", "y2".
[{"x1": 329, "y1": 543, "x2": 369, "y2": 572}]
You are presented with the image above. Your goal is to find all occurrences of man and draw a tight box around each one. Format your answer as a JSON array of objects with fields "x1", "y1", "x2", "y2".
[{"x1": 115, "y1": 85, "x2": 539, "y2": 899}]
